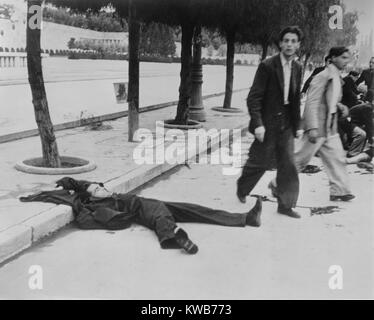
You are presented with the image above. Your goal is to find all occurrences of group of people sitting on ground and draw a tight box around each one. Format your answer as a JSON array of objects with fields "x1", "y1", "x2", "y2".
[{"x1": 303, "y1": 56, "x2": 374, "y2": 165}]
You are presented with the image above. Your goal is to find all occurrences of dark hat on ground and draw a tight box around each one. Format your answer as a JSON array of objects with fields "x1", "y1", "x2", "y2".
[{"x1": 55, "y1": 177, "x2": 104, "y2": 193}]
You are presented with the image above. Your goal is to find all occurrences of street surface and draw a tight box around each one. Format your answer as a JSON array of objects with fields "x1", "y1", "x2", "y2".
[{"x1": 0, "y1": 150, "x2": 373, "y2": 299}]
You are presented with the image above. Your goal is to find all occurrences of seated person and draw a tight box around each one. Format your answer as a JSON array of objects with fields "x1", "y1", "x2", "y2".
[
  {"x1": 338, "y1": 111, "x2": 367, "y2": 159},
  {"x1": 20, "y1": 177, "x2": 262, "y2": 255},
  {"x1": 338, "y1": 81, "x2": 373, "y2": 159},
  {"x1": 356, "y1": 57, "x2": 374, "y2": 95},
  {"x1": 342, "y1": 71, "x2": 362, "y2": 109},
  {"x1": 345, "y1": 91, "x2": 374, "y2": 164}
]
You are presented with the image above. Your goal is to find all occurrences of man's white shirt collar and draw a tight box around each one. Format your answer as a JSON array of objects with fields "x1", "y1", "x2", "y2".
[{"x1": 280, "y1": 53, "x2": 293, "y2": 66}]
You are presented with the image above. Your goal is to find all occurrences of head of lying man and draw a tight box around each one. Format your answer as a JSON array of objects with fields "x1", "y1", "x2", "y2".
[
  {"x1": 86, "y1": 183, "x2": 113, "y2": 198},
  {"x1": 55, "y1": 177, "x2": 113, "y2": 198}
]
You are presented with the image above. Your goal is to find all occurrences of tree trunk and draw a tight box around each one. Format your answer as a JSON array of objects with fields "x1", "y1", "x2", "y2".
[
  {"x1": 174, "y1": 22, "x2": 194, "y2": 125},
  {"x1": 223, "y1": 28, "x2": 236, "y2": 109},
  {"x1": 261, "y1": 42, "x2": 268, "y2": 61},
  {"x1": 26, "y1": 0, "x2": 60, "y2": 167},
  {"x1": 128, "y1": 0, "x2": 140, "y2": 142}
]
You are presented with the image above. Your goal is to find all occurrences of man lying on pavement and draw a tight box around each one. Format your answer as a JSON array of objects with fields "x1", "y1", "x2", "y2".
[{"x1": 20, "y1": 177, "x2": 262, "y2": 255}]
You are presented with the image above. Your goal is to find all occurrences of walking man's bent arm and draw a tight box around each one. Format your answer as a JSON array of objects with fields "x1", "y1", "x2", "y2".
[{"x1": 247, "y1": 62, "x2": 269, "y2": 142}]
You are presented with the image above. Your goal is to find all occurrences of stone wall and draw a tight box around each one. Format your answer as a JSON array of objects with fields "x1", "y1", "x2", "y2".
[{"x1": 0, "y1": 18, "x2": 128, "y2": 52}]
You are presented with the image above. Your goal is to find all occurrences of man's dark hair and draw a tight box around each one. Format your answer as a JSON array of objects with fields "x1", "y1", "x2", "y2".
[
  {"x1": 278, "y1": 26, "x2": 303, "y2": 42},
  {"x1": 327, "y1": 46, "x2": 349, "y2": 59},
  {"x1": 349, "y1": 70, "x2": 359, "y2": 77}
]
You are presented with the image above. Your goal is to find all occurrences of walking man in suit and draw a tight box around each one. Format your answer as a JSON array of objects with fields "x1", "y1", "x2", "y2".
[{"x1": 237, "y1": 26, "x2": 304, "y2": 218}]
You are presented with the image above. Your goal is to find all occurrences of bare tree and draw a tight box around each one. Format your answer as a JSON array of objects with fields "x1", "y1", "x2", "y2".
[{"x1": 27, "y1": 0, "x2": 61, "y2": 167}]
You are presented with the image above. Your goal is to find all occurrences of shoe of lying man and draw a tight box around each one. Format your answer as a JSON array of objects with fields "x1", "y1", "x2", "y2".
[{"x1": 175, "y1": 228, "x2": 199, "y2": 254}]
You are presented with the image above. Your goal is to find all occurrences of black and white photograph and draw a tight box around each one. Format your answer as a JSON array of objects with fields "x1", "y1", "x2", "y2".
[{"x1": 0, "y1": 0, "x2": 373, "y2": 303}]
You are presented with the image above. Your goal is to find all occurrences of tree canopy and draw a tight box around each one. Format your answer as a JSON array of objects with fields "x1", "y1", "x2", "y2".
[
  {"x1": 139, "y1": 22, "x2": 176, "y2": 57},
  {"x1": 328, "y1": 5, "x2": 359, "y2": 48},
  {"x1": 48, "y1": 0, "x2": 359, "y2": 60},
  {"x1": 43, "y1": 6, "x2": 128, "y2": 32}
]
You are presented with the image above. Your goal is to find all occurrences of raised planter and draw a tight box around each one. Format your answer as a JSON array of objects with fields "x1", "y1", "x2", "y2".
[
  {"x1": 15, "y1": 156, "x2": 96, "y2": 175},
  {"x1": 161, "y1": 119, "x2": 203, "y2": 130},
  {"x1": 211, "y1": 107, "x2": 243, "y2": 113}
]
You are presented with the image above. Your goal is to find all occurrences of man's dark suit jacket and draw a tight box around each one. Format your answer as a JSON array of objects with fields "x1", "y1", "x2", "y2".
[
  {"x1": 356, "y1": 68, "x2": 374, "y2": 90},
  {"x1": 247, "y1": 54, "x2": 302, "y2": 137}
]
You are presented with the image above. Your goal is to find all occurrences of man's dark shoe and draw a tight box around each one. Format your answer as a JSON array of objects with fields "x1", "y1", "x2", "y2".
[
  {"x1": 246, "y1": 197, "x2": 262, "y2": 227},
  {"x1": 175, "y1": 228, "x2": 198, "y2": 254},
  {"x1": 277, "y1": 206, "x2": 301, "y2": 219},
  {"x1": 237, "y1": 191, "x2": 247, "y2": 204},
  {"x1": 330, "y1": 194, "x2": 355, "y2": 202}
]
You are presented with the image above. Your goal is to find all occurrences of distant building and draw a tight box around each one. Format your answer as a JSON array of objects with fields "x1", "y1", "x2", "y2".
[{"x1": 0, "y1": 1, "x2": 128, "y2": 53}]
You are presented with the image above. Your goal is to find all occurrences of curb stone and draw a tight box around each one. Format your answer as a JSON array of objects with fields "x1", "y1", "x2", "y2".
[
  {"x1": 22, "y1": 205, "x2": 74, "y2": 242},
  {"x1": 0, "y1": 226, "x2": 32, "y2": 264}
]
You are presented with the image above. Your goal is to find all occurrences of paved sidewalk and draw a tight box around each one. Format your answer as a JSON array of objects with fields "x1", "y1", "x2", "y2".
[
  {"x1": 0, "y1": 146, "x2": 373, "y2": 299},
  {"x1": 0, "y1": 57, "x2": 256, "y2": 136},
  {"x1": 0, "y1": 90, "x2": 250, "y2": 264}
]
